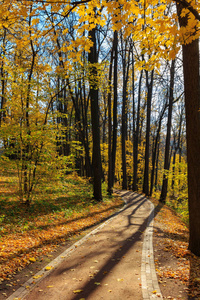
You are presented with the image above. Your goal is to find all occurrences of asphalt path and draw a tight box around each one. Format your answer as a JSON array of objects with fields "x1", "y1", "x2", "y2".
[{"x1": 8, "y1": 191, "x2": 159, "y2": 300}]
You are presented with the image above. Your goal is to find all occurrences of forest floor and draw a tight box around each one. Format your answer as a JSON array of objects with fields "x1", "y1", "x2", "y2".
[
  {"x1": 0, "y1": 172, "x2": 200, "y2": 299},
  {"x1": 152, "y1": 198, "x2": 200, "y2": 299}
]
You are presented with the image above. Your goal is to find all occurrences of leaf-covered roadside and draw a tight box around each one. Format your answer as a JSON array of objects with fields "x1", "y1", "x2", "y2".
[
  {"x1": 152, "y1": 199, "x2": 200, "y2": 299},
  {"x1": 0, "y1": 174, "x2": 124, "y2": 283}
]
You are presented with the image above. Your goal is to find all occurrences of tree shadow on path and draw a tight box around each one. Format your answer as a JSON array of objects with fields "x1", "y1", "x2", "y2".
[{"x1": 57, "y1": 192, "x2": 164, "y2": 300}]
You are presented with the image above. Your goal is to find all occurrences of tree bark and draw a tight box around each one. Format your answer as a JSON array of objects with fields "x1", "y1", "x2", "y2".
[
  {"x1": 121, "y1": 38, "x2": 131, "y2": 190},
  {"x1": 182, "y1": 39, "x2": 200, "y2": 255},
  {"x1": 88, "y1": 27, "x2": 102, "y2": 201},
  {"x1": 177, "y1": 2, "x2": 200, "y2": 253},
  {"x1": 133, "y1": 69, "x2": 143, "y2": 191},
  {"x1": 143, "y1": 69, "x2": 154, "y2": 196},
  {"x1": 107, "y1": 36, "x2": 114, "y2": 194},
  {"x1": 150, "y1": 103, "x2": 166, "y2": 196},
  {"x1": 111, "y1": 31, "x2": 118, "y2": 188},
  {"x1": 160, "y1": 59, "x2": 175, "y2": 203}
]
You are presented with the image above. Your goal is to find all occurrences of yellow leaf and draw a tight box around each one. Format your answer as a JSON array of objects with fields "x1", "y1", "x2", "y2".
[
  {"x1": 73, "y1": 289, "x2": 83, "y2": 294},
  {"x1": 47, "y1": 285, "x2": 54, "y2": 288},
  {"x1": 152, "y1": 290, "x2": 157, "y2": 294},
  {"x1": 33, "y1": 275, "x2": 43, "y2": 279},
  {"x1": 45, "y1": 266, "x2": 53, "y2": 271},
  {"x1": 29, "y1": 257, "x2": 36, "y2": 262},
  {"x1": 94, "y1": 282, "x2": 100, "y2": 285}
]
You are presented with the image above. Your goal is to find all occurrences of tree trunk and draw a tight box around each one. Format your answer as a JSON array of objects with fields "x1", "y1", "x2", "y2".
[
  {"x1": 150, "y1": 103, "x2": 166, "y2": 196},
  {"x1": 107, "y1": 36, "x2": 114, "y2": 194},
  {"x1": 111, "y1": 31, "x2": 118, "y2": 187},
  {"x1": 143, "y1": 69, "x2": 154, "y2": 196},
  {"x1": 160, "y1": 59, "x2": 175, "y2": 203},
  {"x1": 133, "y1": 69, "x2": 143, "y2": 191},
  {"x1": 88, "y1": 27, "x2": 102, "y2": 201},
  {"x1": 182, "y1": 39, "x2": 200, "y2": 255},
  {"x1": 121, "y1": 39, "x2": 131, "y2": 190},
  {"x1": 177, "y1": 2, "x2": 200, "y2": 254}
]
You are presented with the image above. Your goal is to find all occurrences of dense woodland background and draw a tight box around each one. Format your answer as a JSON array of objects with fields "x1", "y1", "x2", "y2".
[{"x1": 0, "y1": 0, "x2": 199, "y2": 257}]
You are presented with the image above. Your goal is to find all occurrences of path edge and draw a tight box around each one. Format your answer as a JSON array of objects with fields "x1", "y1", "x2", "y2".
[
  {"x1": 6, "y1": 192, "x2": 128, "y2": 300},
  {"x1": 141, "y1": 199, "x2": 163, "y2": 299}
]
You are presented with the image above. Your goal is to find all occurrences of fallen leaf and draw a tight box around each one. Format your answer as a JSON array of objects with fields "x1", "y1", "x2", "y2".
[
  {"x1": 29, "y1": 257, "x2": 36, "y2": 262},
  {"x1": 45, "y1": 266, "x2": 53, "y2": 271},
  {"x1": 47, "y1": 285, "x2": 54, "y2": 288},
  {"x1": 33, "y1": 275, "x2": 43, "y2": 279},
  {"x1": 73, "y1": 289, "x2": 83, "y2": 294},
  {"x1": 94, "y1": 282, "x2": 101, "y2": 285}
]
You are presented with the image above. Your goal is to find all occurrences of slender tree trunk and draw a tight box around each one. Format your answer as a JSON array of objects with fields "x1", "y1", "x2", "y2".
[
  {"x1": 88, "y1": 27, "x2": 102, "y2": 201},
  {"x1": 143, "y1": 69, "x2": 154, "y2": 195},
  {"x1": 132, "y1": 46, "x2": 136, "y2": 191},
  {"x1": 121, "y1": 39, "x2": 131, "y2": 190},
  {"x1": 150, "y1": 105, "x2": 166, "y2": 196},
  {"x1": 111, "y1": 31, "x2": 118, "y2": 187},
  {"x1": 133, "y1": 69, "x2": 143, "y2": 191},
  {"x1": 160, "y1": 59, "x2": 175, "y2": 203},
  {"x1": 0, "y1": 29, "x2": 6, "y2": 127},
  {"x1": 107, "y1": 37, "x2": 114, "y2": 194},
  {"x1": 155, "y1": 135, "x2": 160, "y2": 190}
]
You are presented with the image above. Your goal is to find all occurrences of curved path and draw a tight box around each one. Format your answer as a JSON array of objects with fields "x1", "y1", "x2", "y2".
[{"x1": 7, "y1": 191, "x2": 162, "y2": 300}]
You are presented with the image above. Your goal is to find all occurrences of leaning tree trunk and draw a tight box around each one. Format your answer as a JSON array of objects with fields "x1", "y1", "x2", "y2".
[
  {"x1": 150, "y1": 103, "x2": 166, "y2": 196},
  {"x1": 88, "y1": 27, "x2": 102, "y2": 201},
  {"x1": 160, "y1": 59, "x2": 175, "y2": 203}
]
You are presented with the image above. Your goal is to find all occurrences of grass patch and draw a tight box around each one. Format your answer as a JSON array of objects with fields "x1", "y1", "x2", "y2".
[{"x1": 0, "y1": 172, "x2": 123, "y2": 282}]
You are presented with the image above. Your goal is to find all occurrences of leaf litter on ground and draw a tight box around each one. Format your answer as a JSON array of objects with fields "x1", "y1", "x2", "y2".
[
  {"x1": 0, "y1": 174, "x2": 123, "y2": 283},
  {"x1": 152, "y1": 197, "x2": 200, "y2": 299}
]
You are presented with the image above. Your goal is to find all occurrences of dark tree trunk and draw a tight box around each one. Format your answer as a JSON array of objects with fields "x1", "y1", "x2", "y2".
[
  {"x1": 143, "y1": 69, "x2": 154, "y2": 196},
  {"x1": 0, "y1": 29, "x2": 6, "y2": 127},
  {"x1": 132, "y1": 46, "x2": 136, "y2": 191},
  {"x1": 150, "y1": 104, "x2": 166, "y2": 196},
  {"x1": 121, "y1": 39, "x2": 131, "y2": 190},
  {"x1": 154, "y1": 135, "x2": 160, "y2": 190},
  {"x1": 111, "y1": 31, "x2": 118, "y2": 187},
  {"x1": 177, "y1": 2, "x2": 200, "y2": 256},
  {"x1": 88, "y1": 27, "x2": 102, "y2": 201},
  {"x1": 107, "y1": 37, "x2": 114, "y2": 194},
  {"x1": 160, "y1": 59, "x2": 175, "y2": 203},
  {"x1": 182, "y1": 38, "x2": 200, "y2": 256},
  {"x1": 133, "y1": 69, "x2": 143, "y2": 191}
]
